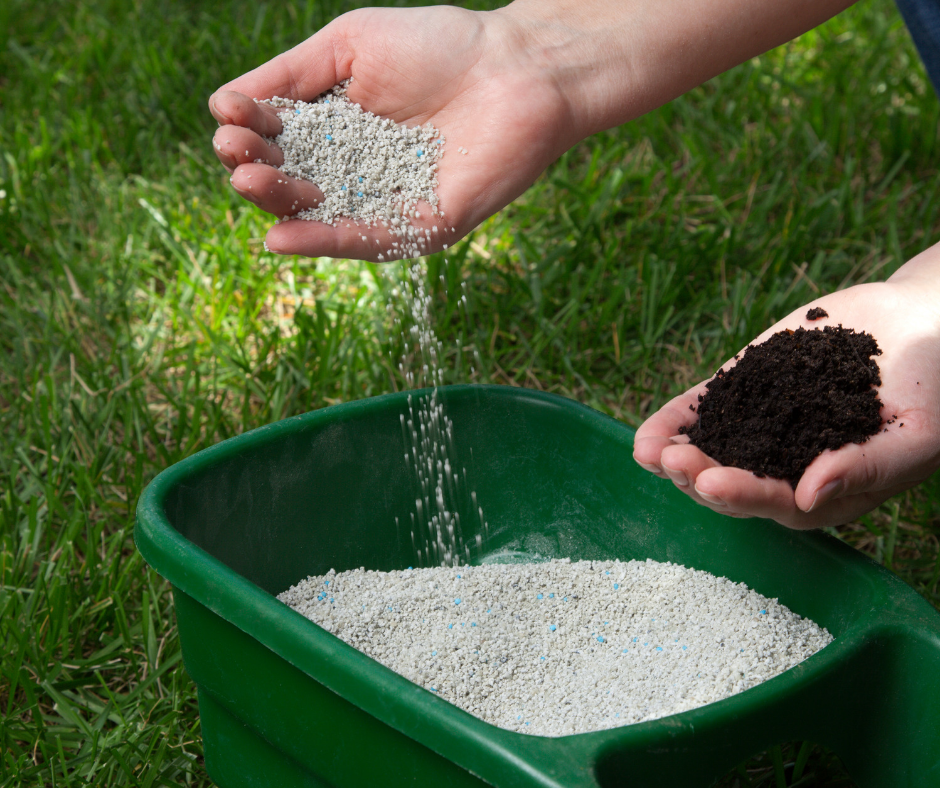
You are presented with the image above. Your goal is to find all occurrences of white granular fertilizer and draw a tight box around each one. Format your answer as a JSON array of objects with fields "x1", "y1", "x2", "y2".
[
  {"x1": 261, "y1": 82, "x2": 444, "y2": 260},
  {"x1": 279, "y1": 558, "x2": 832, "y2": 736}
]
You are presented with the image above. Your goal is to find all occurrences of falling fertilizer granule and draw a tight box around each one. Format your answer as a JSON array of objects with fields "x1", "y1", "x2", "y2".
[
  {"x1": 261, "y1": 81, "x2": 444, "y2": 260},
  {"x1": 395, "y1": 262, "x2": 484, "y2": 568},
  {"x1": 262, "y1": 82, "x2": 476, "y2": 564},
  {"x1": 279, "y1": 558, "x2": 833, "y2": 736}
]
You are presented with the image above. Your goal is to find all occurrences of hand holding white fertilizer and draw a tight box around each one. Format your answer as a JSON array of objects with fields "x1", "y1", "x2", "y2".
[
  {"x1": 208, "y1": 5, "x2": 579, "y2": 261},
  {"x1": 208, "y1": 0, "x2": 858, "y2": 262}
]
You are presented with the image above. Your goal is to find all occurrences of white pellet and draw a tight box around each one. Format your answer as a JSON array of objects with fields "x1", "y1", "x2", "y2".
[
  {"x1": 279, "y1": 559, "x2": 832, "y2": 737},
  {"x1": 261, "y1": 82, "x2": 444, "y2": 261}
]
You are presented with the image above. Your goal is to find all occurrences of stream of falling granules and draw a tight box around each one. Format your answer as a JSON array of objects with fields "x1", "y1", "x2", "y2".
[
  {"x1": 263, "y1": 82, "x2": 480, "y2": 566},
  {"x1": 279, "y1": 559, "x2": 833, "y2": 736},
  {"x1": 393, "y1": 260, "x2": 486, "y2": 568}
]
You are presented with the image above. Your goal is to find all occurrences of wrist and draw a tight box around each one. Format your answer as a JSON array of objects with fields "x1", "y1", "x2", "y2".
[
  {"x1": 888, "y1": 241, "x2": 940, "y2": 302},
  {"x1": 493, "y1": 0, "x2": 641, "y2": 141},
  {"x1": 495, "y1": 0, "x2": 856, "y2": 141}
]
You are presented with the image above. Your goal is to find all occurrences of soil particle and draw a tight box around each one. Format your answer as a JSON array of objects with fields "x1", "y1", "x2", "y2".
[
  {"x1": 680, "y1": 325, "x2": 883, "y2": 487},
  {"x1": 806, "y1": 307, "x2": 828, "y2": 320}
]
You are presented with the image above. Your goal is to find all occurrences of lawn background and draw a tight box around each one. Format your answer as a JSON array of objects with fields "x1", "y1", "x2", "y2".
[{"x1": 1, "y1": 0, "x2": 939, "y2": 785}]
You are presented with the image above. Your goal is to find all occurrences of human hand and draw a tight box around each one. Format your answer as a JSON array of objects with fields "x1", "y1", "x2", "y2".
[
  {"x1": 633, "y1": 249, "x2": 940, "y2": 529},
  {"x1": 208, "y1": 0, "x2": 857, "y2": 261},
  {"x1": 208, "y1": 5, "x2": 583, "y2": 261}
]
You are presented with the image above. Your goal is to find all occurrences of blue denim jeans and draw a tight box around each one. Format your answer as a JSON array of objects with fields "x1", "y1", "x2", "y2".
[{"x1": 896, "y1": 0, "x2": 940, "y2": 96}]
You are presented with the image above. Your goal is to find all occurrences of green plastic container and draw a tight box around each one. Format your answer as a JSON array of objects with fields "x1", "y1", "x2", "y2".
[{"x1": 134, "y1": 385, "x2": 940, "y2": 788}]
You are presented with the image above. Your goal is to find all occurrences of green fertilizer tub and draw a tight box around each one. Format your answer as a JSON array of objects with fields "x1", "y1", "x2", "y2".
[{"x1": 134, "y1": 385, "x2": 940, "y2": 788}]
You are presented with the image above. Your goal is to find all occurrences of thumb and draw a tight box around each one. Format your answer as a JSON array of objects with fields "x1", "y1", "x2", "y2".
[
  {"x1": 794, "y1": 429, "x2": 931, "y2": 513},
  {"x1": 218, "y1": 15, "x2": 352, "y2": 101}
]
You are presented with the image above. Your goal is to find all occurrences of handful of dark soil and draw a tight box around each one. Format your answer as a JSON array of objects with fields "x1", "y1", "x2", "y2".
[{"x1": 680, "y1": 325, "x2": 884, "y2": 487}]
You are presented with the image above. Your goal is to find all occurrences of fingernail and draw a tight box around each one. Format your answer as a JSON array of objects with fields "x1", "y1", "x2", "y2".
[
  {"x1": 696, "y1": 489, "x2": 725, "y2": 506},
  {"x1": 232, "y1": 185, "x2": 260, "y2": 204},
  {"x1": 662, "y1": 464, "x2": 689, "y2": 487},
  {"x1": 210, "y1": 96, "x2": 233, "y2": 126},
  {"x1": 635, "y1": 460, "x2": 661, "y2": 474},
  {"x1": 808, "y1": 479, "x2": 843, "y2": 512}
]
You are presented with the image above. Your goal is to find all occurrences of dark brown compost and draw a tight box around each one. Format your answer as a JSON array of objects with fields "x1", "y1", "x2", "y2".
[{"x1": 680, "y1": 325, "x2": 883, "y2": 487}]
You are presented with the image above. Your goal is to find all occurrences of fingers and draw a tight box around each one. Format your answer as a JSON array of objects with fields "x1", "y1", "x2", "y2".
[
  {"x1": 210, "y1": 98, "x2": 322, "y2": 220},
  {"x1": 793, "y1": 443, "x2": 871, "y2": 514},
  {"x1": 633, "y1": 413, "x2": 897, "y2": 528},
  {"x1": 263, "y1": 201, "x2": 444, "y2": 262},
  {"x1": 795, "y1": 483, "x2": 911, "y2": 529},
  {"x1": 636, "y1": 388, "x2": 705, "y2": 441},
  {"x1": 265, "y1": 219, "x2": 391, "y2": 262},
  {"x1": 229, "y1": 163, "x2": 323, "y2": 220},
  {"x1": 635, "y1": 440, "x2": 800, "y2": 522},
  {"x1": 213, "y1": 125, "x2": 283, "y2": 173},
  {"x1": 659, "y1": 444, "x2": 720, "y2": 490},
  {"x1": 211, "y1": 109, "x2": 453, "y2": 259},
  {"x1": 658, "y1": 443, "x2": 730, "y2": 513},
  {"x1": 632, "y1": 437, "x2": 673, "y2": 478},
  {"x1": 634, "y1": 381, "x2": 814, "y2": 523},
  {"x1": 633, "y1": 387, "x2": 706, "y2": 474},
  {"x1": 655, "y1": 447, "x2": 913, "y2": 529},
  {"x1": 209, "y1": 91, "x2": 285, "y2": 137},
  {"x1": 693, "y1": 466, "x2": 797, "y2": 518},
  {"x1": 212, "y1": 120, "x2": 320, "y2": 220}
]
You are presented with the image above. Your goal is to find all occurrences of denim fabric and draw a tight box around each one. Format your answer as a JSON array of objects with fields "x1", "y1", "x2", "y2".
[{"x1": 896, "y1": 0, "x2": 940, "y2": 96}]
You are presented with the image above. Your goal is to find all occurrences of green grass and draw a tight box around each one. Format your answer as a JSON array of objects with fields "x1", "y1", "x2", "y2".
[{"x1": 2, "y1": 0, "x2": 939, "y2": 785}]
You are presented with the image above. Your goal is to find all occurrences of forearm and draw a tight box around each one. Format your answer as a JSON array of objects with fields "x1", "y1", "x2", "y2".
[{"x1": 496, "y1": 0, "x2": 856, "y2": 138}]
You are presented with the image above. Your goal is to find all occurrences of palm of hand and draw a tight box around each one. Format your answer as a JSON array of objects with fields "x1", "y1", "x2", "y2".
[
  {"x1": 634, "y1": 279, "x2": 940, "y2": 529},
  {"x1": 210, "y1": 6, "x2": 569, "y2": 260}
]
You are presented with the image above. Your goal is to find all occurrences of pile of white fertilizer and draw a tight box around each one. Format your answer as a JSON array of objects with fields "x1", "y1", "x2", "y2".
[
  {"x1": 261, "y1": 82, "x2": 446, "y2": 260},
  {"x1": 279, "y1": 558, "x2": 832, "y2": 736}
]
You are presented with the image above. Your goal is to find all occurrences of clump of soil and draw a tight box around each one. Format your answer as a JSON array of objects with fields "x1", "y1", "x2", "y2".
[
  {"x1": 680, "y1": 325, "x2": 883, "y2": 487},
  {"x1": 806, "y1": 307, "x2": 828, "y2": 320}
]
